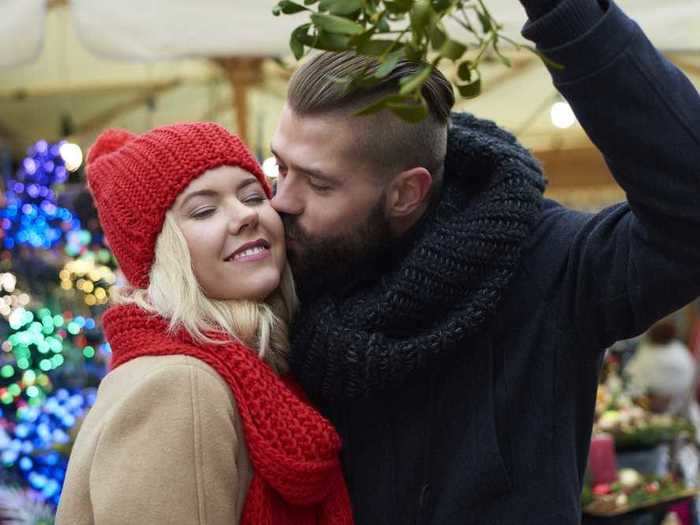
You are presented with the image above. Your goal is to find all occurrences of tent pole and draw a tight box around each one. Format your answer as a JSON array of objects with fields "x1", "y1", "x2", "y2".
[{"x1": 215, "y1": 57, "x2": 264, "y2": 145}]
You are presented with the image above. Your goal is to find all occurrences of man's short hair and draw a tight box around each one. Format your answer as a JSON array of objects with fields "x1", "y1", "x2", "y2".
[{"x1": 287, "y1": 51, "x2": 455, "y2": 188}]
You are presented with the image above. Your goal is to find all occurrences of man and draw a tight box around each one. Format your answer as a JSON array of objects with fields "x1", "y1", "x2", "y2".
[{"x1": 270, "y1": 0, "x2": 700, "y2": 523}]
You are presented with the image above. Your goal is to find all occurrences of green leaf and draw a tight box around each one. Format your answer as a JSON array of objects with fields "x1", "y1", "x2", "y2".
[
  {"x1": 387, "y1": 94, "x2": 429, "y2": 122},
  {"x1": 273, "y1": 0, "x2": 514, "y2": 104},
  {"x1": 355, "y1": 97, "x2": 390, "y2": 116},
  {"x1": 477, "y1": 10, "x2": 493, "y2": 33},
  {"x1": 493, "y1": 41, "x2": 511, "y2": 67},
  {"x1": 273, "y1": 0, "x2": 309, "y2": 15},
  {"x1": 404, "y1": 43, "x2": 423, "y2": 61},
  {"x1": 429, "y1": 25, "x2": 446, "y2": 49},
  {"x1": 290, "y1": 23, "x2": 312, "y2": 59},
  {"x1": 311, "y1": 13, "x2": 364, "y2": 34},
  {"x1": 290, "y1": 34, "x2": 304, "y2": 60},
  {"x1": 526, "y1": 45, "x2": 564, "y2": 70},
  {"x1": 320, "y1": 0, "x2": 363, "y2": 15},
  {"x1": 357, "y1": 39, "x2": 403, "y2": 57},
  {"x1": 384, "y1": 0, "x2": 414, "y2": 14},
  {"x1": 272, "y1": 56, "x2": 290, "y2": 69},
  {"x1": 355, "y1": 94, "x2": 429, "y2": 123},
  {"x1": 295, "y1": 26, "x2": 317, "y2": 46},
  {"x1": 409, "y1": 0, "x2": 432, "y2": 36},
  {"x1": 316, "y1": 30, "x2": 353, "y2": 50},
  {"x1": 431, "y1": 0, "x2": 453, "y2": 12},
  {"x1": 456, "y1": 75, "x2": 481, "y2": 98},
  {"x1": 351, "y1": 28, "x2": 376, "y2": 48},
  {"x1": 364, "y1": 1, "x2": 379, "y2": 16},
  {"x1": 399, "y1": 64, "x2": 432, "y2": 95},
  {"x1": 377, "y1": 16, "x2": 391, "y2": 32},
  {"x1": 373, "y1": 49, "x2": 404, "y2": 78},
  {"x1": 355, "y1": 93, "x2": 393, "y2": 113},
  {"x1": 348, "y1": 72, "x2": 382, "y2": 90},
  {"x1": 457, "y1": 60, "x2": 472, "y2": 81},
  {"x1": 438, "y1": 38, "x2": 466, "y2": 61}
]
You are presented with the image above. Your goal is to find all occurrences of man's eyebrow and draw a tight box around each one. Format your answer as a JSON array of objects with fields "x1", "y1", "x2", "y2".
[{"x1": 270, "y1": 148, "x2": 337, "y2": 184}]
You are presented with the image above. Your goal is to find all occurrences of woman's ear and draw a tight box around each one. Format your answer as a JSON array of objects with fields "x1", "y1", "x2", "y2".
[{"x1": 386, "y1": 167, "x2": 433, "y2": 218}]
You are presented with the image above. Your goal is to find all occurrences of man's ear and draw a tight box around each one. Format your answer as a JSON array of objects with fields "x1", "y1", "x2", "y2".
[{"x1": 386, "y1": 167, "x2": 433, "y2": 218}]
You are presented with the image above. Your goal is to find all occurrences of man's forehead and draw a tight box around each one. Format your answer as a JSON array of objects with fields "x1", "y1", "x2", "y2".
[
  {"x1": 278, "y1": 106, "x2": 359, "y2": 141},
  {"x1": 274, "y1": 108, "x2": 369, "y2": 167}
]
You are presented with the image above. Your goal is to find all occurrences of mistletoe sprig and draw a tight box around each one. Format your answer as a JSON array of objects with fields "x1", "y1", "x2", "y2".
[{"x1": 273, "y1": 0, "x2": 548, "y2": 121}]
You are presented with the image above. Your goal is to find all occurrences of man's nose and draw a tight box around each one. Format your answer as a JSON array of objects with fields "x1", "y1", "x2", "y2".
[{"x1": 271, "y1": 177, "x2": 303, "y2": 216}]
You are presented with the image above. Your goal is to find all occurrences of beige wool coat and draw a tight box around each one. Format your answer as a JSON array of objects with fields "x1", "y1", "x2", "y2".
[{"x1": 55, "y1": 354, "x2": 253, "y2": 524}]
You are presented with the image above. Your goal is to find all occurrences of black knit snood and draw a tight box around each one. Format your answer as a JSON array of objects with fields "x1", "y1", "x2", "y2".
[{"x1": 289, "y1": 113, "x2": 546, "y2": 403}]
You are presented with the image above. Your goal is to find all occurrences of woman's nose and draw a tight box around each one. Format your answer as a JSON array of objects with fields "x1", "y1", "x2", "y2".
[{"x1": 227, "y1": 204, "x2": 259, "y2": 235}]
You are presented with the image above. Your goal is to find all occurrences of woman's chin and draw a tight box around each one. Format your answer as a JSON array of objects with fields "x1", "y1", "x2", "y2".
[{"x1": 202, "y1": 272, "x2": 282, "y2": 303}]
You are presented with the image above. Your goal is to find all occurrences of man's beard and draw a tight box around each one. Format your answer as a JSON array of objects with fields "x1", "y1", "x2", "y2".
[{"x1": 281, "y1": 197, "x2": 394, "y2": 302}]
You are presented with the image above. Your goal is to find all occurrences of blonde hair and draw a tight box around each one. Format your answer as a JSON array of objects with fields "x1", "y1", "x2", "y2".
[{"x1": 113, "y1": 212, "x2": 298, "y2": 374}]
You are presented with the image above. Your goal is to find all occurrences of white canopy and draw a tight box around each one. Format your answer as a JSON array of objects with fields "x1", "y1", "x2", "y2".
[
  {"x1": 0, "y1": 0, "x2": 46, "y2": 68},
  {"x1": 1, "y1": 0, "x2": 698, "y2": 68},
  {"x1": 0, "y1": 0, "x2": 697, "y2": 159},
  {"x1": 70, "y1": 0, "x2": 302, "y2": 61}
]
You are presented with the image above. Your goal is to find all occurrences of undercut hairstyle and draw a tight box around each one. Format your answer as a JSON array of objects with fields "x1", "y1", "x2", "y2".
[{"x1": 287, "y1": 51, "x2": 455, "y2": 192}]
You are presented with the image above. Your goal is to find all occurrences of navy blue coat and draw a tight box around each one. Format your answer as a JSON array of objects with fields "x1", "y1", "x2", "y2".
[{"x1": 319, "y1": 2, "x2": 700, "y2": 523}]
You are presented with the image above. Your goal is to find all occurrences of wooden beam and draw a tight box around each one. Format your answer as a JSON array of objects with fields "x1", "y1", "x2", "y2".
[
  {"x1": 0, "y1": 75, "x2": 218, "y2": 100},
  {"x1": 70, "y1": 80, "x2": 181, "y2": 138},
  {"x1": 533, "y1": 147, "x2": 615, "y2": 188},
  {"x1": 667, "y1": 56, "x2": 700, "y2": 77},
  {"x1": 545, "y1": 185, "x2": 625, "y2": 209},
  {"x1": 0, "y1": 121, "x2": 18, "y2": 150},
  {"x1": 213, "y1": 57, "x2": 265, "y2": 144}
]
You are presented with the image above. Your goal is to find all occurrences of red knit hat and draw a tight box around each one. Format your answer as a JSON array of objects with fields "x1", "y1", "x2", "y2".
[{"x1": 86, "y1": 122, "x2": 270, "y2": 289}]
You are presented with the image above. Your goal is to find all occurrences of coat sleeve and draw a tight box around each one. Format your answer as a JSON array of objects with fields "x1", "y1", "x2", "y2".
[
  {"x1": 89, "y1": 360, "x2": 245, "y2": 524},
  {"x1": 526, "y1": 2, "x2": 700, "y2": 349}
]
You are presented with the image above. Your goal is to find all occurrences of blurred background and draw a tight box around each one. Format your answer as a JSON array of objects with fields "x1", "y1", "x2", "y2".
[{"x1": 0, "y1": 1, "x2": 698, "y2": 522}]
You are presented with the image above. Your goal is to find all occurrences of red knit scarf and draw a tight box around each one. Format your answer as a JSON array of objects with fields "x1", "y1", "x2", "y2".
[{"x1": 103, "y1": 304, "x2": 353, "y2": 525}]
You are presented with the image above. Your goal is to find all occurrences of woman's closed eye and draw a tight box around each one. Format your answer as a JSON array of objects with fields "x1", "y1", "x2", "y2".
[
  {"x1": 242, "y1": 193, "x2": 266, "y2": 205},
  {"x1": 190, "y1": 207, "x2": 216, "y2": 219}
]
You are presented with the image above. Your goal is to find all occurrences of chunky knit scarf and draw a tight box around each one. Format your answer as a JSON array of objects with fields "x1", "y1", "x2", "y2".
[
  {"x1": 289, "y1": 113, "x2": 546, "y2": 403},
  {"x1": 103, "y1": 304, "x2": 353, "y2": 525}
]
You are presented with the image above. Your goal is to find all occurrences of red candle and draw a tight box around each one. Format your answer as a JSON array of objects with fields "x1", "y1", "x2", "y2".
[{"x1": 588, "y1": 433, "x2": 618, "y2": 485}]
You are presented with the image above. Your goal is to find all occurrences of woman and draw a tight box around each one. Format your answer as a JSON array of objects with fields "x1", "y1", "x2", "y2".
[
  {"x1": 626, "y1": 319, "x2": 696, "y2": 415},
  {"x1": 55, "y1": 123, "x2": 352, "y2": 524}
]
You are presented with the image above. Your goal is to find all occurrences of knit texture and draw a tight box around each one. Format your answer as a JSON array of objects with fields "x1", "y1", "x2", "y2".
[
  {"x1": 86, "y1": 123, "x2": 270, "y2": 289},
  {"x1": 521, "y1": 0, "x2": 605, "y2": 50},
  {"x1": 103, "y1": 304, "x2": 353, "y2": 525},
  {"x1": 289, "y1": 113, "x2": 546, "y2": 402}
]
